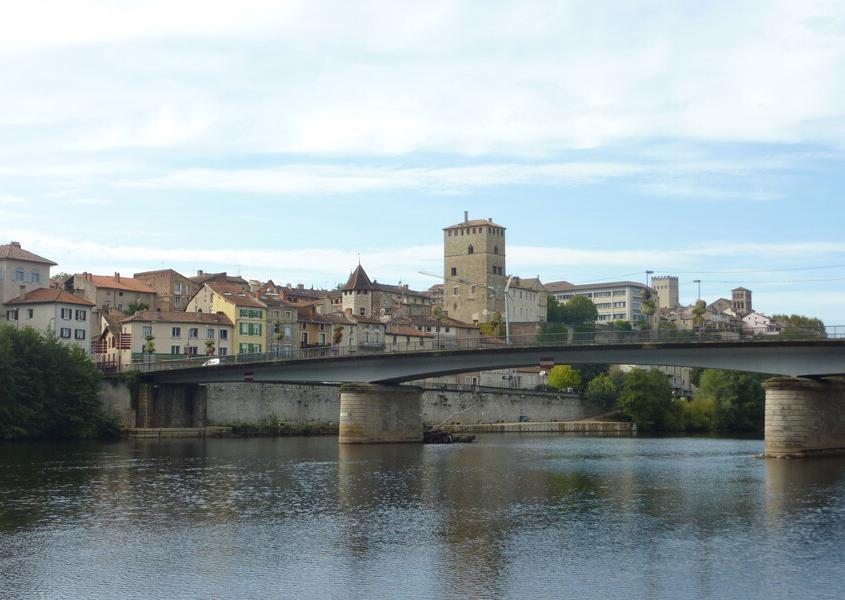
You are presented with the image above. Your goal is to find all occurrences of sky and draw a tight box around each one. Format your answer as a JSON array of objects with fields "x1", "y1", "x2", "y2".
[{"x1": 1, "y1": 1, "x2": 845, "y2": 325}]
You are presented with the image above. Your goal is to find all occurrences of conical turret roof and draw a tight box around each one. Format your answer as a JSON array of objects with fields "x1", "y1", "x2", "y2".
[{"x1": 342, "y1": 264, "x2": 374, "y2": 291}]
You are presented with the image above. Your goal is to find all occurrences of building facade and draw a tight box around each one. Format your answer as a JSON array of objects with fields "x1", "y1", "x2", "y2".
[
  {"x1": 66, "y1": 272, "x2": 157, "y2": 313},
  {"x1": 652, "y1": 276, "x2": 680, "y2": 310},
  {"x1": 0, "y1": 241, "x2": 56, "y2": 317},
  {"x1": 186, "y1": 283, "x2": 267, "y2": 354},
  {"x1": 133, "y1": 269, "x2": 198, "y2": 311},
  {"x1": 443, "y1": 212, "x2": 507, "y2": 325},
  {"x1": 545, "y1": 280, "x2": 652, "y2": 325},
  {"x1": 4, "y1": 288, "x2": 95, "y2": 352},
  {"x1": 116, "y1": 310, "x2": 234, "y2": 364}
]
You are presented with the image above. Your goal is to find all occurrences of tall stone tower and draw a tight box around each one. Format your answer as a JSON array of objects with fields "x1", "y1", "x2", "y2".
[
  {"x1": 443, "y1": 212, "x2": 507, "y2": 325},
  {"x1": 652, "y1": 275, "x2": 679, "y2": 310},
  {"x1": 732, "y1": 287, "x2": 752, "y2": 316}
]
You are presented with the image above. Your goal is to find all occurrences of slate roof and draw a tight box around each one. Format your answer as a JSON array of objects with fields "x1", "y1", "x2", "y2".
[
  {"x1": 0, "y1": 242, "x2": 57, "y2": 266},
  {"x1": 5, "y1": 288, "x2": 94, "y2": 306},
  {"x1": 342, "y1": 265, "x2": 374, "y2": 291}
]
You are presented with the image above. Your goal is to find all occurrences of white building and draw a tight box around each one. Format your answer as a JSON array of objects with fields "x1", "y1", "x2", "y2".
[
  {"x1": 4, "y1": 288, "x2": 96, "y2": 353},
  {"x1": 742, "y1": 312, "x2": 780, "y2": 336},
  {"x1": 545, "y1": 280, "x2": 653, "y2": 325}
]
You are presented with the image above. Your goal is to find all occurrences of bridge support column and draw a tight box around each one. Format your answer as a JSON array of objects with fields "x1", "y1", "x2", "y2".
[
  {"x1": 339, "y1": 383, "x2": 423, "y2": 444},
  {"x1": 764, "y1": 377, "x2": 845, "y2": 458}
]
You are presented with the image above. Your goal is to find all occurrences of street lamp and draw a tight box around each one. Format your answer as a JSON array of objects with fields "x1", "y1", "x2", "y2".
[
  {"x1": 693, "y1": 279, "x2": 701, "y2": 301},
  {"x1": 645, "y1": 270, "x2": 654, "y2": 287}
]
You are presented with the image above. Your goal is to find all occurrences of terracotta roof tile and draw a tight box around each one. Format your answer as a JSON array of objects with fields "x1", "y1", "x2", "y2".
[
  {"x1": 207, "y1": 283, "x2": 267, "y2": 309},
  {"x1": 5, "y1": 288, "x2": 95, "y2": 306},
  {"x1": 75, "y1": 273, "x2": 157, "y2": 294},
  {"x1": 124, "y1": 310, "x2": 233, "y2": 326}
]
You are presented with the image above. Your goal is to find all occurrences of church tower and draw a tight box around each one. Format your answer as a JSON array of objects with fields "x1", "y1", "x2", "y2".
[{"x1": 443, "y1": 211, "x2": 507, "y2": 325}]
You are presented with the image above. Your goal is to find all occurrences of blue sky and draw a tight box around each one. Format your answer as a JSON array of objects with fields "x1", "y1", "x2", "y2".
[{"x1": 1, "y1": 1, "x2": 845, "y2": 324}]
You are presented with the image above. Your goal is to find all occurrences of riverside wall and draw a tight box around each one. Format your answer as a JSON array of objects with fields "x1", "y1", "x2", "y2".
[{"x1": 202, "y1": 383, "x2": 601, "y2": 427}]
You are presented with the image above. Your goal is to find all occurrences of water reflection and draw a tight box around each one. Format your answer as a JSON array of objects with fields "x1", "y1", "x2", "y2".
[{"x1": 1, "y1": 436, "x2": 844, "y2": 599}]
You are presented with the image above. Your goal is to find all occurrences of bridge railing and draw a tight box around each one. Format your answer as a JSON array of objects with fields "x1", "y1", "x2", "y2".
[{"x1": 124, "y1": 324, "x2": 845, "y2": 374}]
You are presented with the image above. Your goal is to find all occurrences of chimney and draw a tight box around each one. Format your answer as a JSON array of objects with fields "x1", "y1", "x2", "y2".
[
  {"x1": 114, "y1": 272, "x2": 120, "y2": 282},
  {"x1": 19, "y1": 285, "x2": 26, "y2": 300},
  {"x1": 464, "y1": 210, "x2": 469, "y2": 224},
  {"x1": 297, "y1": 283, "x2": 305, "y2": 289},
  {"x1": 11, "y1": 241, "x2": 21, "y2": 248},
  {"x1": 197, "y1": 270, "x2": 204, "y2": 277},
  {"x1": 488, "y1": 218, "x2": 492, "y2": 222}
]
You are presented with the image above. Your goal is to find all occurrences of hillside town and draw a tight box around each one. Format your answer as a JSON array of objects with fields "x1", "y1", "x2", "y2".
[{"x1": 0, "y1": 213, "x2": 819, "y2": 395}]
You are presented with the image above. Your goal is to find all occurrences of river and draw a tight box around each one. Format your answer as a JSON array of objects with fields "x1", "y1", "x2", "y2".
[{"x1": 1, "y1": 435, "x2": 844, "y2": 599}]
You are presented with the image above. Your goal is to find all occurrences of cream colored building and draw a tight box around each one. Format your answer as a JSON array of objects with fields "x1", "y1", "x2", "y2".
[
  {"x1": 116, "y1": 310, "x2": 234, "y2": 364},
  {"x1": 0, "y1": 241, "x2": 56, "y2": 318},
  {"x1": 4, "y1": 288, "x2": 95, "y2": 353},
  {"x1": 443, "y1": 212, "x2": 507, "y2": 325}
]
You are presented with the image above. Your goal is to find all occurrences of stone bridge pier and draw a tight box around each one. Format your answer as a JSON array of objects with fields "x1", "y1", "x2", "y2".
[
  {"x1": 136, "y1": 383, "x2": 208, "y2": 429},
  {"x1": 764, "y1": 377, "x2": 845, "y2": 458},
  {"x1": 338, "y1": 383, "x2": 423, "y2": 444}
]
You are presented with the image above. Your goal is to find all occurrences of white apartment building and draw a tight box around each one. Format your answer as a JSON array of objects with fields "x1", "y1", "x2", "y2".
[
  {"x1": 545, "y1": 280, "x2": 652, "y2": 324},
  {"x1": 4, "y1": 288, "x2": 96, "y2": 353}
]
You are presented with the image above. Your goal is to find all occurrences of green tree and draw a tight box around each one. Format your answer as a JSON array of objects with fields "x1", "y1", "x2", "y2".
[
  {"x1": 431, "y1": 305, "x2": 445, "y2": 348},
  {"x1": 691, "y1": 299, "x2": 707, "y2": 330},
  {"x1": 479, "y1": 312, "x2": 505, "y2": 337},
  {"x1": 332, "y1": 323, "x2": 344, "y2": 346},
  {"x1": 618, "y1": 368, "x2": 673, "y2": 431},
  {"x1": 772, "y1": 314, "x2": 826, "y2": 338},
  {"x1": 0, "y1": 325, "x2": 115, "y2": 440},
  {"x1": 640, "y1": 289, "x2": 657, "y2": 330},
  {"x1": 585, "y1": 374, "x2": 618, "y2": 409},
  {"x1": 547, "y1": 365, "x2": 582, "y2": 390},
  {"x1": 125, "y1": 299, "x2": 150, "y2": 316},
  {"x1": 694, "y1": 369, "x2": 766, "y2": 432}
]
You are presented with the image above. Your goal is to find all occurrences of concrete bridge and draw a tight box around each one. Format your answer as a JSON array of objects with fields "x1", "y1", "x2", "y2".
[{"x1": 131, "y1": 333, "x2": 845, "y2": 458}]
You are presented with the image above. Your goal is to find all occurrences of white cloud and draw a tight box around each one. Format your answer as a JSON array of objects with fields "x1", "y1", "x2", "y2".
[{"x1": 0, "y1": 195, "x2": 29, "y2": 205}]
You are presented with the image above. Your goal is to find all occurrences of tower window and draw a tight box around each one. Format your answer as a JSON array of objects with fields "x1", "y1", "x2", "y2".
[
  {"x1": 468, "y1": 245, "x2": 474, "y2": 255},
  {"x1": 451, "y1": 267, "x2": 457, "y2": 276},
  {"x1": 494, "y1": 246, "x2": 498, "y2": 255}
]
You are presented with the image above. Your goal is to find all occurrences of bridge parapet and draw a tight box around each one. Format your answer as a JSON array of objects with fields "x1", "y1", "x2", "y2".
[{"x1": 122, "y1": 326, "x2": 844, "y2": 376}]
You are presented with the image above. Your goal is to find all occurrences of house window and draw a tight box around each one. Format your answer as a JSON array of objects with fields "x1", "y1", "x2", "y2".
[
  {"x1": 75, "y1": 309, "x2": 86, "y2": 321},
  {"x1": 300, "y1": 331, "x2": 308, "y2": 344},
  {"x1": 170, "y1": 345, "x2": 181, "y2": 355},
  {"x1": 284, "y1": 325, "x2": 292, "y2": 338},
  {"x1": 175, "y1": 283, "x2": 184, "y2": 295},
  {"x1": 30, "y1": 271, "x2": 40, "y2": 283},
  {"x1": 219, "y1": 330, "x2": 228, "y2": 340},
  {"x1": 26, "y1": 309, "x2": 33, "y2": 319},
  {"x1": 219, "y1": 347, "x2": 228, "y2": 356},
  {"x1": 174, "y1": 296, "x2": 182, "y2": 308},
  {"x1": 6, "y1": 309, "x2": 17, "y2": 320},
  {"x1": 14, "y1": 269, "x2": 24, "y2": 281},
  {"x1": 285, "y1": 311, "x2": 292, "y2": 320},
  {"x1": 60, "y1": 328, "x2": 71, "y2": 338},
  {"x1": 319, "y1": 332, "x2": 326, "y2": 345},
  {"x1": 467, "y1": 245, "x2": 474, "y2": 254},
  {"x1": 117, "y1": 303, "x2": 123, "y2": 311},
  {"x1": 171, "y1": 327, "x2": 181, "y2": 337},
  {"x1": 142, "y1": 326, "x2": 153, "y2": 338},
  {"x1": 451, "y1": 267, "x2": 457, "y2": 276},
  {"x1": 188, "y1": 328, "x2": 199, "y2": 338},
  {"x1": 74, "y1": 329, "x2": 86, "y2": 340},
  {"x1": 207, "y1": 328, "x2": 215, "y2": 339},
  {"x1": 240, "y1": 309, "x2": 248, "y2": 318},
  {"x1": 186, "y1": 346, "x2": 198, "y2": 356}
]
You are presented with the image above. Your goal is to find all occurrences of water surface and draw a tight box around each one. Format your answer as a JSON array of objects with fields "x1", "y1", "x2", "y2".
[{"x1": 1, "y1": 436, "x2": 844, "y2": 599}]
